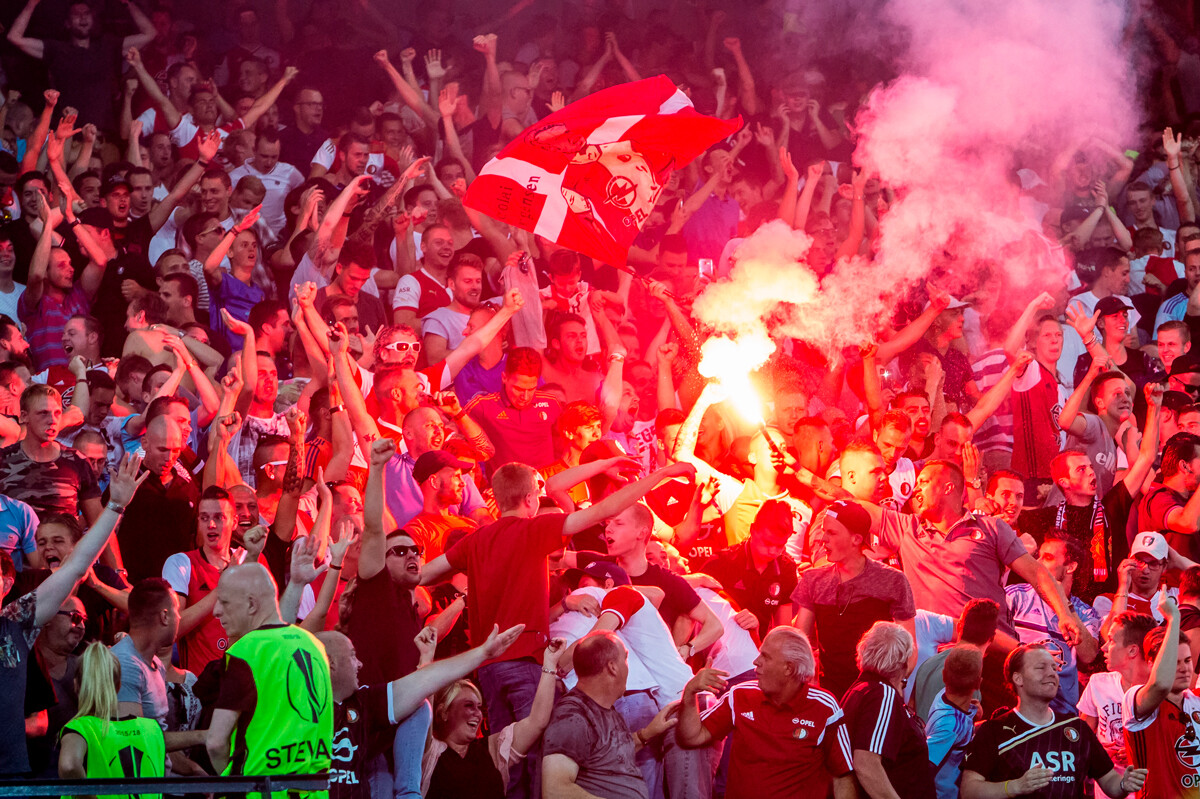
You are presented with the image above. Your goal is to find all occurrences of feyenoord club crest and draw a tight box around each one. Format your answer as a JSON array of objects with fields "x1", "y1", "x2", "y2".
[
  {"x1": 792, "y1": 728, "x2": 807, "y2": 740},
  {"x1": 1064, "y1": 727, "x2": 1079, "y2": 742}
]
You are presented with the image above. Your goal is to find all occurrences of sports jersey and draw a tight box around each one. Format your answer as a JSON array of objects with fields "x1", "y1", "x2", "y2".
[
  {"x1": 1122, "y1": 686, "x2": 1200, "y2": 798},
  {"x1": 699, "y1": 681, "x2": 853, "y2": 799},
  {"x1": 60, "y1": 715, "x2": 166, "y2": 799},
  {"x1": 926, "y1": 689, "x2": 979, "y2": 799},
  {"x1": 599, "y1": 585, "x2": 695, "y2": 701},
  {"x1": 168, "y1": 114, "x2": 244, "y2": 161},
  {"x1": 1006, "y1": 585, "x2": 1102, "y2": 712},
  {"x1": 964, "y1": 709, "x2": 1113, "y2": 798},
  {"x1": 842, "y1": 673, "x2": 935, "y2": 798},
  {"x1": 1076, "y1": 671, "x2": 1130, "y2": 799}
]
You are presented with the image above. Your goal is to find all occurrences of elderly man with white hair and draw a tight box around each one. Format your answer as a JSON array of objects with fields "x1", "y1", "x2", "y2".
[
  {"x1": 676, "y1": 626, "x2": 856, "y2": 799},
  {"x1": 840, "y1": 621, "x2": 935, "y2": 799}
]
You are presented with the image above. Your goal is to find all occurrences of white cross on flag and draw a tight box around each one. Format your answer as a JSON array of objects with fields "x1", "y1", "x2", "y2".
[{"x1": 464, "y1": 75, "x2": 742, "y2": 266}]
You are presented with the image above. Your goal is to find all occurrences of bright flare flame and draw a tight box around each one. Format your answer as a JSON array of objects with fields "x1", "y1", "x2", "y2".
[{"x1": 698, "y1": 335, "x2": 775, "y2": 424}]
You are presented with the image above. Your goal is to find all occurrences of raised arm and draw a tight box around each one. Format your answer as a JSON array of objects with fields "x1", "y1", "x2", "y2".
[
  {"x1": 563, "y1": 462, "x2": 695, "y2": 538},
  {"x1": 358, "y1": 437, "x2": 395, "y2": 582},
  {"x1": 20, "y1": 90, "x2": 57, "y2": 176},
  {"x1": 1004, "y1": 292, "x2": 1057, "y2": 360},
  {"x1": 966, "y1": 352, "x2": 1032, "y2": 430},
  {"x1": 7, "y1": 0, "x2": 45, "y2": 60},
  {"x1": 372, "y1": 50, "x2": 439, "y2": 129},
  {"x1": 1133, "y1": 592, "x2": 1180, "y2": 718},
  {"x1": 241, "y1": 67, "x2": 299, "y2": 132},
  {"x1": 119, "y1": 0, "x2": 158, "y2": 51},
  {"x1": 1124, "y1": 383, "x2": 1163, "y2": 495},
  {"x1": 1057, "y1": 352, "x2": 1102, "y2": 436},
  {"x1": 441, "y1": 286, "x2": 524, "y2": 378},
  {"x1": 125, "y1": 47, "x2": 182, "y2": 131},
  {"x1": 1164, "y1": 127, "x2": 1197, "y2": 224},
  {"x1": 34, "y1": 455, "x2": 147, "y2": 626}
]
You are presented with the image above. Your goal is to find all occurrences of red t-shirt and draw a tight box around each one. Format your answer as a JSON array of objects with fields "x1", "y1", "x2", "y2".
[
  {"x1": 701, "y1": 682, "x2": 853, "y2": 799},
  {"x1": 445, "y1": 513, "x2": 566, "y2": 664}
]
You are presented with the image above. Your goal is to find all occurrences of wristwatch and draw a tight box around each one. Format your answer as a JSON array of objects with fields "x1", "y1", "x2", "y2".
[{"x1": 968, "y1": 477, "x2": 982, "y2": 490}]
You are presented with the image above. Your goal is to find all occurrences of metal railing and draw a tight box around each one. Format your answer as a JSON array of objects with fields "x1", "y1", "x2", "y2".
[{"x1": 0, "y1": 773, "x2": 329, "y2": 796}]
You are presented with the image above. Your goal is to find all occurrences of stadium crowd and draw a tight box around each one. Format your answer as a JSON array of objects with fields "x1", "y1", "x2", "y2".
[{"x1": 6, "y1": 1, "x2": 1200, "y2": 798}]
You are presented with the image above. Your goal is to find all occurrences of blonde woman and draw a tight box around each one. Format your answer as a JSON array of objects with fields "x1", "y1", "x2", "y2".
[
  {"x1": 58, "y1": 642, "x2": 166, "y2": 797},
  {"x1": 421, "y1": 638, "x2": 564, "y2": 798}
]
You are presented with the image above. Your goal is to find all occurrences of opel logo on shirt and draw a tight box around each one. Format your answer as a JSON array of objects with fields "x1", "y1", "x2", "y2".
[{"x1": 286, "y1": 649, "x2": 330, "y2": 723}]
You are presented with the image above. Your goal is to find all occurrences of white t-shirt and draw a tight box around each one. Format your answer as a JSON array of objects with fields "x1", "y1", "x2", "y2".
[
  {"x1": 695, "y1": 587, "x2": 758, "y2": 678},
  {"x1": 907, "y1": 610, "x2": 957, "y2": 701},
  {"x1": 0, "y1": 282, "x2": 26, "y2": 321},
  {"x1": 1077, "y1": 670, "x2": 1130, "y2": 799},
  {"x1": 228, "y1": 159, "x2": 304, "y2": 235},
  {"x1": 548, "y1": 586, "x2": 658, "y2": 693},
  {"x1": 421, "y1": 306, "x2": 470, "y2": 350},
  {"x1": 288, "y1": 253, "x2": 382, "y2": 304},
  {"x1": 598, "y1": 585, "x2": 694, "y2": 702}
]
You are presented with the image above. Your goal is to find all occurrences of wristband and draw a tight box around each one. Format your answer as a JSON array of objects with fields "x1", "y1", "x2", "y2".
[
  {"x1": 329, "y1": 563, "x2": 342, "y2": 571},
  {"x1": 197, "y1": 159, "x2": 210, "y2": 167},
  {"x1": 106, "y1": 500, "x2": 126, "y2": 513},
  {"x1": 541, "y1": 666, "x2": 557, "y2": 676},
  {"x1": 451, "y1": 410, "x2": 466, "y2": 421},
  {"x1": 329, "y1": 404, "x2": 346, "y2": 415},
  {"x1": 68, "y1": 218, "x2": 81, "y2": 229}
]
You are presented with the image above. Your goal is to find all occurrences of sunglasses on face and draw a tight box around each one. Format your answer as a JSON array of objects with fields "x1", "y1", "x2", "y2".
[
  {"x1": 56, "y1": 610, "x2": 86, "y2": 625},
  {"x1": 387, "y1": 544, "x2": 423, "y2": 558},
  {"x1": 383, "y1": 341, "x2": 422, "y2": 353}
]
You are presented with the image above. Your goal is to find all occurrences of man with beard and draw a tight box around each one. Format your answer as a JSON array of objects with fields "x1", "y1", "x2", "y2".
[
  {"x1": 422, "y1": 254, "x2": 485, "y2": 362},
  {"x1": 465, "y1": 347, "x2": 564, "y2": 471},
  {"x1": 1019, "y1": 387, "x2": 1160, "y2": 598},
  {"x1": 7, "y1": 0, "x2": 156, "y2": 129},
  {"x1": 405, "y1": 450, "x2": 478, "y2": 561},
  {"x1": 383, "y1": 406, "x2": 491, "y2": 529},
  {"x1": 961, "y1": 644, "x2": 1142, "y2": 799},
  {"x1": 894, "y1": 391, "x2": 935, "y2": 461},
  {"x1": 0, "y1": 315, "x2": 32, "y2": 369},
  {"x1": 851, "y1": 460, "x2": 1089, "y2": 642}
]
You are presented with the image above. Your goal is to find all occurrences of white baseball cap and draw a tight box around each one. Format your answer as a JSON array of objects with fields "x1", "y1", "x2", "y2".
[{"x1": 1130, "y1": 531, "x2": 1169, "y2": 561}]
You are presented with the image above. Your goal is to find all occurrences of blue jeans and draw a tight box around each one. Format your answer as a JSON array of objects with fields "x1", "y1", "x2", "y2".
[
  {"x1": 392, "y1": 699, "x2": 432, "y2": 799},
  {"x1": 478, "y1": 659, "x2": 543, "y2": 799},
  {"x1": 615, "y1": 690, "x2": 713, "y2": 799},
  {"x1": 615, "y1": 691, "x2": 663, "y2": 798}
]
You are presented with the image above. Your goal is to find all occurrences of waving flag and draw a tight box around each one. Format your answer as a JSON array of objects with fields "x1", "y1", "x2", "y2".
[{"x1": 465, "y1": 75, "x2": 742, "y2": 266}]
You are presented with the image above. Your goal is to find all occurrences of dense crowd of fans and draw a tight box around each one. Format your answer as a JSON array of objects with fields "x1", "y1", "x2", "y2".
[{"x1": 8, "y1": 1, "x2": 1200, "y2": 798}]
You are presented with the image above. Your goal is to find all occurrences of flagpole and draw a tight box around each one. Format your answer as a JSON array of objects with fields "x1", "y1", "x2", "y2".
[{"x1": 609, "y1": 260, "x2": 682, "y2": 302}]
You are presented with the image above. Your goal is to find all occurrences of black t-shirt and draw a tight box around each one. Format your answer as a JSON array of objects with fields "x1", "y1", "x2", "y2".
[
  {"x1": 699, "y1": 540, "x2": 798, "y2": 631},
  {"x1": 42, "y1": 36, "x2": 123, "y2": 129},
  {"x1": 345, "y1": 569, "x2": 421, "y2": 685},
  {"x1": 278, "y1": 124, "x2": 330, "y2": 172},
  {"x1": 963, "y1": 709, "x2": 1113, "y2": 798},
  {"x1": 118, "y1": 470, "x2": 200, "y2": 584},
  {"x1": 96, "y1": 216, "x2": 158, "y2": 357},
  {"x1": 330, "y1": 684, "x2": 396, "y2": 799},
  {"x1": 1016, "y1": 482, "x2": 1135, "y2": 600},
  {"x1": 576, "y1": 552, "x2": 700, "y2": 628},
  {"x1": 427, "y1": 736, "x2": 507, "y2": 799}
]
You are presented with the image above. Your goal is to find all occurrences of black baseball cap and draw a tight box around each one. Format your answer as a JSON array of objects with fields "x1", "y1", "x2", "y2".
[
  {"x1": 412, "y1": 450, "x2": 472, "y2": 484},
  {"x1": 1095, "y1": 296, "x2": 1133, "y2": 317}
]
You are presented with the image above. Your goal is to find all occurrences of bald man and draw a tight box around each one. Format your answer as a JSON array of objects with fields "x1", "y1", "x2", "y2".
[
  {"x1": 207, "y1": 559, "x2": 333, "y2": 781},
  {"x1": 117, "y1": 415, "x2": 199, "y2": 583},
  {"x1": 383, "y1": 406, "x2": 491, "y2": 528},
  {"x1": 318, "y1": 625, "x2": 524, "y2": 791}
]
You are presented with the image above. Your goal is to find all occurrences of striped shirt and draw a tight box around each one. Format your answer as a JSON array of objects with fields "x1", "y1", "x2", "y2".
[
  {"x1": 972, "y1": 348, "x2": 1014, "y2": 453},
  {"x1": 842, "y1": 673, "x2": 936, "y2": 798}
]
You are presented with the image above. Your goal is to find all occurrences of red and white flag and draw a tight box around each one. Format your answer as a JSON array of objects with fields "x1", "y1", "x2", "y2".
[{"x1": 464, "y1": 75, "x2": 741, "y2": 266}]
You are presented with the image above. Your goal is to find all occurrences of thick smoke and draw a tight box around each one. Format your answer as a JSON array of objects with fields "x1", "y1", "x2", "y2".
[{"x1": 694, "y1": 0, "x2": 1138, "y2": 369}]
